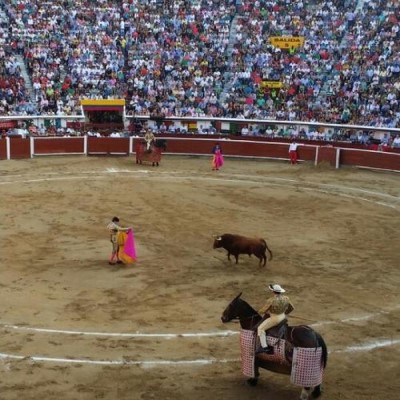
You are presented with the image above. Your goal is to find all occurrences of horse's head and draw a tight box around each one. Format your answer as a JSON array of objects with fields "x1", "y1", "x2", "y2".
[{"x1": 221, "y1": 292, "x2": 242, "y2": 323}]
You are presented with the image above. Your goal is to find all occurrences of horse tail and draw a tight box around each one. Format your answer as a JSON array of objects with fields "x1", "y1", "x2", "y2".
[
  {"x1": 316, "y1": 332, "x2": 328, "y2": 369},
  {"x1": 261, "y1": 239, "x2": 273, "y2": 261}
]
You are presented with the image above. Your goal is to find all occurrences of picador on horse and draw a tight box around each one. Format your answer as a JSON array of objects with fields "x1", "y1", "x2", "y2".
[
  {"x1": 135, "y1": 129, "x2": 167, "y2": 167},
  {"x1": 221, "y1": 285, "x2": 328, "y2": 400}
]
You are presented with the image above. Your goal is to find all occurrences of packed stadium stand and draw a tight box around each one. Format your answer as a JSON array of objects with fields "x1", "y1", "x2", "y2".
[{"x1": 0, "y1": 0, "x2": 399, "y2": 135}]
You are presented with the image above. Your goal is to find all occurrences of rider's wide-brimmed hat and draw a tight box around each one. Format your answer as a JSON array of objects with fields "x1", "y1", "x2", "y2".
[{"x1": 269, "y1": 284, "x2": 286, "y2": 293}]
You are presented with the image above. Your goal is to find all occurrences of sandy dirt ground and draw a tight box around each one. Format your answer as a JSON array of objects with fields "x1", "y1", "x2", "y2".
[{"x1": 0, "y1": 155, "x2": 399, "y2": 400}]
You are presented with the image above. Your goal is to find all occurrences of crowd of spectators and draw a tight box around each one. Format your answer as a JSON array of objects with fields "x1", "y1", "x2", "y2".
[
  {"x1": 224, "y1": 0, "x2": 400, "y2": 129},
  {"x1": 0, "y1": 52, "x2": 32, "y2": 114},
  {"x1": 0, "y1": 0, "x2": 399, "y2": 133}
]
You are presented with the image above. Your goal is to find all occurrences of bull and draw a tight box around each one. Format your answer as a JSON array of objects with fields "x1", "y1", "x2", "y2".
[{"x1": 213, "y1": 233, "x2": 273, "y2": 267}]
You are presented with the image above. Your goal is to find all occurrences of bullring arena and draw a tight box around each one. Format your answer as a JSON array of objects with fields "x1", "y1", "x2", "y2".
[{"x1": 0, "y1": 153, "x2": 399, "y2": 400}]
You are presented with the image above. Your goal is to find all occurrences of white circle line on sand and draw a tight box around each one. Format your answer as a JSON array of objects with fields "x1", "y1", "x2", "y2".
[
  {"x1": 2, "y1": 306, "x2": 399, "y2": 338},
  {"x1": 1, "y1": 168, "x2": 399, "y2": 200},
  {"x1": 0, "y1": 325, "x2": 238, "y2": 338},
  {"x1": 157, "y1": 175, "x2": 400, "y2": 209},
  {"x1": 311, "y1": 305, "x2": 400, "y2": 327},
  {"x1": 1, "y1": 166, "x2": 399, "y2": 202},
  {"x1": 1, "y1": 169, "x2": 398, "y2": 210},
  {"x1": 0, "y1": 353, "x2": 239, "y2": 366},
  {"x1": 333, "y1": 339, "x2": 400, "y2": 353},
  {"x1": 0, "y1": 339, "x2": 399, "y2": 367}
]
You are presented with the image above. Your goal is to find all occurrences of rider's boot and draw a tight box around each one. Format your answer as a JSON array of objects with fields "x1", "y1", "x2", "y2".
[
  {"x1": 256, "y1": 344, "x2": 274, "y2": 354},
  {"x1": 256, "y1": 333, "x2": 274, "y2": 354}
]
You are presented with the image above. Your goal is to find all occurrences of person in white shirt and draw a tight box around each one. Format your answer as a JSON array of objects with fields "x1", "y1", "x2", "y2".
[
  {"x1": 241, "y1": 126, "x2": 249, "y2": 136},
  {"x1": 392, "y1": 135, "x2": 400, "y2": 148},
  {"x1": 289, "y1": 140, "x2": 299, "y2": 164}
]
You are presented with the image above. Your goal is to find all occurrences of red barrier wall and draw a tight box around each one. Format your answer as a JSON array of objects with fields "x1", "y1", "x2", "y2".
[
  {"x1": 87, "y1": 137, "x2": 129, "y2": 155},
  {"x1": 0, "y1": 139, "x2": 7, "y2": 160},
  {"x1": 1, "y1": 136, "x2": 400, "y2": 172},
  {"x1": 317, "y1": 146, "x2": 337, "y2": 167},
  {"x1": 340, "y1": 148, "x2": 400, "y2": 171},
  {"x1": 7, "y1": 138, "x2": 31, "y2": 159},
  {"x1": 156, "y1": 138, "x2": 317, "y2": 162},
  {"x1": 34, "y1": 138, "x2": 84, "y2": 154}
]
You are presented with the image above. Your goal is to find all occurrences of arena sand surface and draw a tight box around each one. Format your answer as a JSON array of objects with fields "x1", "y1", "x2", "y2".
[{"x1": 0, "y1": 155, "x2": 399, "y2": 400}]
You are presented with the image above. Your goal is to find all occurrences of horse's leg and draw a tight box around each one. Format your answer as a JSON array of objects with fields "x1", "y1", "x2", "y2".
[
  {"x1": 311, "y1": 385, "x2": 322, "y2": 398},
  {"x1": 300, "y1": 387, "x2": 312, "y2": 400},
  {"x1": 234, "y1": 253, "x2": 239, "y2": 264},
  {"x1": 246, "y1": 364, "x2": 260, "y2": 386},
  {"x1": 227, "y1": 252, "x2": 231, "y2": 261},
  {"x1": 246, "y1": 377, "x2": 258, "y2": 386},
  {"x1": 262, "y1": 253, "x2": 266, "y2": 267}
]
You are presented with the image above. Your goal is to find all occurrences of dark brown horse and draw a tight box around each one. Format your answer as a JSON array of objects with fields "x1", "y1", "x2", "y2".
[
  {"x1": 221, "y1": 293, "x2": 328, "y2": 399},
  {"x1": 135, "y1": 139, "x2": 166, "y2": 166}
]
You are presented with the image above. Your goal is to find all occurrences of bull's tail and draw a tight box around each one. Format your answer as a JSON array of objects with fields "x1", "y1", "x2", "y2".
[{"x1": 261, "y1": 239, "x2": 273, "y2": 261}]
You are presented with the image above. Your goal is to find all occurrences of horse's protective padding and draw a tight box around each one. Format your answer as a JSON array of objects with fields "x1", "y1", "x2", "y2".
[
  {"x1": 240, "y1": 329, "x2": 256, "y2": 377},
  {"x1": 135, "y1": 143, "x2": 162, "y2": 164},
  {"x1": 240, "y1": 331, "x2": 291, "y2": 377},
  {"x1": 290, "y1": 347, "x2": 324, "y2": 387},
  {"x1": 265, "y1": 335, "x2": 289, "y2": 363},
  {"x1": 240, "y1": 330, "x2": 323, "y2": 385}
]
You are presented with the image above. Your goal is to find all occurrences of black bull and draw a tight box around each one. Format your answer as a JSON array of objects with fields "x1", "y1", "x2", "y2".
[{"x1": 213, "y1": 234, "x2": 273, "y2": 267}]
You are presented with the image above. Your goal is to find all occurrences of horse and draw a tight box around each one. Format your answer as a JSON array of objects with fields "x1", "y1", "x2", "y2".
[
  {"x1": 221, "y1": 293, "x2": 328, "y2": 400},
  {"x1": 135, "y1": 139, "x2": 166, "y2": 166}
]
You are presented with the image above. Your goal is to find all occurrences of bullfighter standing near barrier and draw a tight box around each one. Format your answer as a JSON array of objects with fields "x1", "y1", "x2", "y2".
[
  {"x1": 211, "y1": 143, "x2": 224, "y2": 170},
  {"x1": 257, "y1": 284, "x2": 294, "y2": 354},
  {"x1": 288, "y1": 140, "x2": 299, "y2": 164}
]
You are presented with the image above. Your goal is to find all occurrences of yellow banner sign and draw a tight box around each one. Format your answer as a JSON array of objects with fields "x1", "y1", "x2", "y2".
[
  {"x1": 269, "y1": 36, "x2": 305, "y2": 49},
  {"x1": 261, "y1": 81, "x2": 283, "y2": 88},
  {"x1": 80, "y1": 99, "x2": 126, "y2": 106}
]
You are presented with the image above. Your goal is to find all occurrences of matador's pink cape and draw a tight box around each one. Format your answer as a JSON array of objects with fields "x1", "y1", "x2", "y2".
[
  {"x1": 118, "y1": 229, "x2": 137, "y2": 264},
  {"x1": 212, "y1": 150, "x2": 224, "y2": 169},
  {"x1": 125, "y1": 229, "x2": 137, "y2": 259}
]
